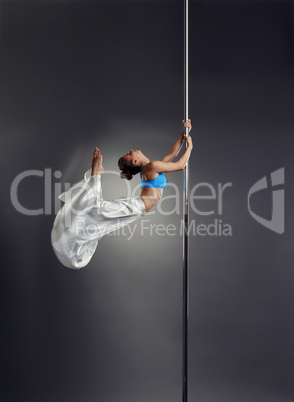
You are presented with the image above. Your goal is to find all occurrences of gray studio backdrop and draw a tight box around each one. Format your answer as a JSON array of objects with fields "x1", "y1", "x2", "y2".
[{"x1": 1, "y1": 0, "x2": 293, "y2": 401}]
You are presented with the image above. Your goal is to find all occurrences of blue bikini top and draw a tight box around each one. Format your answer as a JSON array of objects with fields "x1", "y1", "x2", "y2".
[{"x1": 140, "y1": 164, "x2": 168, "y2": 194}]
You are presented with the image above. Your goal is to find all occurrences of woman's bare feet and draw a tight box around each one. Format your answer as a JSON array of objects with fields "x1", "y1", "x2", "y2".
[{"x1": 91, "y1": 147, "x2": 104, "y2": 176}]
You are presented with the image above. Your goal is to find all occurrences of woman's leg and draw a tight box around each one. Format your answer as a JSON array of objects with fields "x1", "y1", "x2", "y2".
[
  {"x1": 91, "y1": 147, "x2": 104, "y2": 176},
  {"x1": 51, "y1": 148, "x2": 145, "y2": 269}
]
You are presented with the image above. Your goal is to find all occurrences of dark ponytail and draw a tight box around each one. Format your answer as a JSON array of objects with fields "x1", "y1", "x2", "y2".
[{"x1": 118, "y1": 156, "x2": 141, "y2": 181}]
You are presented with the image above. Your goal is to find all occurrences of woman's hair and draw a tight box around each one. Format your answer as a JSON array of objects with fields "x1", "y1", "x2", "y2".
[{"x1": 118, "y1": 156, "x2": 141, "y2": 181}]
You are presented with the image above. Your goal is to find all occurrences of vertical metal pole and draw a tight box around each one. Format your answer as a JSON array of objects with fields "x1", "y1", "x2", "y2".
[{"x1": 182, "y1": 0, "x2": 189, "y2": 401}]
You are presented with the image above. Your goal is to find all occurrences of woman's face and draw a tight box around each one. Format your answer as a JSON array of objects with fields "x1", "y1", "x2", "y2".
[{"x1": 123, "y1": 149, "x2": 143, "y2": 164}]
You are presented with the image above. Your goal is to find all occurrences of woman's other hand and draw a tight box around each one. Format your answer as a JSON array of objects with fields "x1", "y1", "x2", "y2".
[
  {"x1": 182, "y1": 119, "x2": 192, "y2": 133},
  {"x1": 184, "y1": 134, "x2": 193, "y2": 149}
]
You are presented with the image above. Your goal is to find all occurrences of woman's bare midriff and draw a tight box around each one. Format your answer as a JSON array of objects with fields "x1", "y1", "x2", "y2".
[{"x1": 140, "y1": 187, "x2": 163, "y2": 213}]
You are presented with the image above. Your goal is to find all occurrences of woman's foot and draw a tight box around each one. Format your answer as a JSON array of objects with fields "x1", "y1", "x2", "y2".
[{"x1": 91, "y1": 147, "x2": 104, "y2": 176}]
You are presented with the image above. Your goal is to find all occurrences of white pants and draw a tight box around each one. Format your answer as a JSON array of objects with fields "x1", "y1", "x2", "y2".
[{"x1": 51, "y1": 170, "x2": 146, "y2": 269}]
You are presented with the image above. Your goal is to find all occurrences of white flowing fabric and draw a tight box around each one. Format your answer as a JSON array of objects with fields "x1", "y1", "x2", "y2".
[{"x1": 51, "y1": 170, "x2": 146, "y2": 269}]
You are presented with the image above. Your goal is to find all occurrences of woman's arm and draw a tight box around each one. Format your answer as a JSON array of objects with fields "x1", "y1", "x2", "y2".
[
  {"x1": 161, "y1": 120, "x2": 192, "y2": 163},
  {"x1": 146, "y1": 135, "x2": 193, "y2": 174}
]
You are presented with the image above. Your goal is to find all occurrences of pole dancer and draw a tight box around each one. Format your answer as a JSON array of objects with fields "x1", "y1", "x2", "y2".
[{"x1": 51, "y1": 120, "x2": 192, "y2": 269}]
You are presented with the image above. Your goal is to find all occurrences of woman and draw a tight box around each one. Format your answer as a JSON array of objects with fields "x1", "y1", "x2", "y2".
[{"x1": 51, "y1": 120, "x2": 192, "y2": 269}]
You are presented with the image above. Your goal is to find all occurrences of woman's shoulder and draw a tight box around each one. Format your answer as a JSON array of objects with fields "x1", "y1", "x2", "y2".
[
  {"x1": 141, "y1": 160, "x2": 161, "y2": 170},
  {"x1": 141, "y1": 162, "x2": 161, "y2": 180}
]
